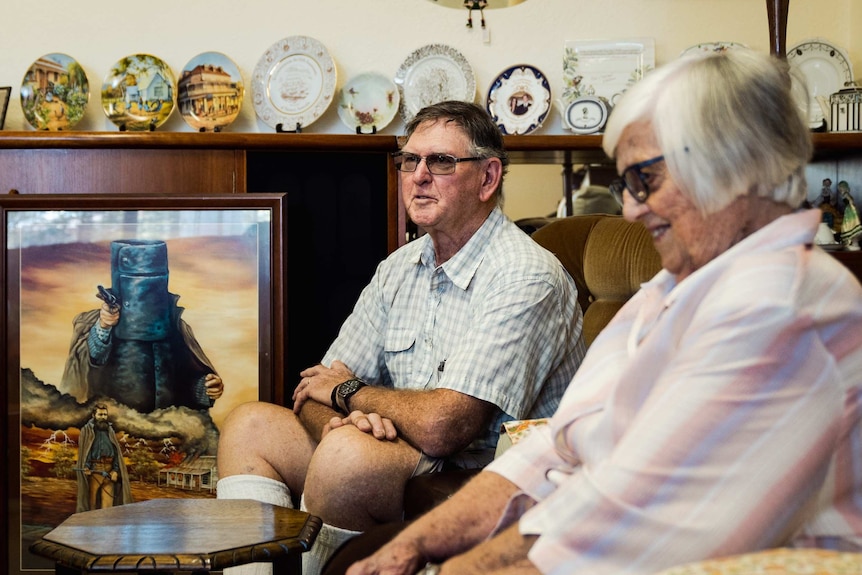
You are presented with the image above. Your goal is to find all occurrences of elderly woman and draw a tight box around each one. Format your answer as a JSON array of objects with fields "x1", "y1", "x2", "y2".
[{"x1": 344, "y1": 49, "x2": 862, "y2": 575}]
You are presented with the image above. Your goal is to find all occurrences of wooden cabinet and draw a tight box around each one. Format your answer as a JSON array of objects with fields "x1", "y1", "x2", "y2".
[{"x1": 1, "y1": 131, "x2": 860, "y2": 381}]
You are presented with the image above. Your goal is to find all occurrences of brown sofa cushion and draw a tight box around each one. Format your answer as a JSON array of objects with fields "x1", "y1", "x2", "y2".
[{"x1": 532, "y1": 214, "x2": 662, "y2": 346}]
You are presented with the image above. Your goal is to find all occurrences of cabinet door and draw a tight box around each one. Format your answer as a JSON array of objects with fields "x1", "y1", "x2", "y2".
[
  {"x1": 0, "y1": 148, "x2": 244, "y2": 195},
  {"x1": 247, "y1": 150, "x2": 390, "y2": 396}
]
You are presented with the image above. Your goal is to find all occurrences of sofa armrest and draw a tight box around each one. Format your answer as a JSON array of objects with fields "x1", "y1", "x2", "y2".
[{"x1": 403, "y1": 467, "x2": 480, "y2": 520}]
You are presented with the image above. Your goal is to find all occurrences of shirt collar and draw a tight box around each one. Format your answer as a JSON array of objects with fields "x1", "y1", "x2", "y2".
[{"x1": 417, "y1": 207, "x2": 504, "y2": 291}]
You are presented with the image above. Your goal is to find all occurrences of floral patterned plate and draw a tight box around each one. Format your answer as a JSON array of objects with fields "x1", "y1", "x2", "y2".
[
  {"x1": 394, "y1": 44, "x2": 476, "y2": 124},
  {"x1": 101, "y1": 53, "x2": 176, "y2": 131},
  {"x1": 20, "y1": 53, "x2": 90, "y2": 131},
  {"x1": 337, "y1": 72, "x2": 400, "y2": 133},
  {"x1": 679, "y1": 41, "x2": 747, "y2": 57},
  {"x1": 562, "y1": 38, "x2": 654, "y2": 107}
]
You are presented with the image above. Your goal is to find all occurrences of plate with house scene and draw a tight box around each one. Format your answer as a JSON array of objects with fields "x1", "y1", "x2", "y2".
[
  {"x1": 178, "y1": 52, "x2": 244, "y2": 132},
  {"x1": 486, "y1": 64, "x2": 551, "y2": 135},
  {"x1": 20, "y1": 53, "x2": 90, "y2": 131},
  {"x1": 562, "y1": 38, "x2": 654, "y2": 107},
  {"x1": 394, "y1": 44, "x2": 476, "y2": 124},
  {"x1": 337, "y1": 72, "x2": 400, "y2": 133},
  {"x1": 251, "y1": 35, "x2": 337, "y2": 131},
  {"x1": 101, "y1": 53, "x2": 176, "y2": 131},
  {"x1": 787, "y1": 38, "x2": 854, "y2": 128}
]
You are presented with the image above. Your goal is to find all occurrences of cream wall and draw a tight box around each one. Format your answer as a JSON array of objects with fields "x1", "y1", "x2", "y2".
[{"x1": 1, "y1": 0, "x2": 859, "y2": 217}]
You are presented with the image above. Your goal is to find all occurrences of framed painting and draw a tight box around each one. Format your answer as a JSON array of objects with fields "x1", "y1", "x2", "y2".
[{"x1": 1, "y1": 193, "x2": 286, "y2": 575}]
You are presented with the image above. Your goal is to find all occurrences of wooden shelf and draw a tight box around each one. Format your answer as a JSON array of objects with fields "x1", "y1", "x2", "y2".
[
  {"x1": 0, "y1": 130, "x2": 399, "y2": 151},
  {"x1": 0, "y1": 131, "x2": 858, "y2": 162}
]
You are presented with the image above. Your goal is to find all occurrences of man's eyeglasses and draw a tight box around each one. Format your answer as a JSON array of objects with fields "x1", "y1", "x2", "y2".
[
  {"x1": 392, "y1": 152, "x2": 482, "y2": 175},
  {"x1": 609, "y1": 155, "x2": 665, "y2": 204}
]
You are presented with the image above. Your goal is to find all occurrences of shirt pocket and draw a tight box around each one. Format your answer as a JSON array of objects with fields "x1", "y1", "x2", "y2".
[{"x1": 383, "y1": 327, "x2": 416, "y2": 386}]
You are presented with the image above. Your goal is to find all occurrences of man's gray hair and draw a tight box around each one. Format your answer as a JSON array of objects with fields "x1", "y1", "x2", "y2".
[{"x1": 405, "y1": 101, "x2": 510, "y2": 200}]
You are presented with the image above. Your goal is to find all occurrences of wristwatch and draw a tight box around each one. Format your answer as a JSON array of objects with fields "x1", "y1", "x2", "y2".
[{"x1": 331, "y1": 378, "x2": 367, "y2": 414}]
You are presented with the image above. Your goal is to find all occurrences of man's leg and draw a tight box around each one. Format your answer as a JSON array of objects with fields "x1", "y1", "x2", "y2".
[
  {"x1": 217, "y1": 401, "x2": 317, "y2": 575},
  {"x1": 301, "y1": 425, "x2": 422, "y2": 575}
]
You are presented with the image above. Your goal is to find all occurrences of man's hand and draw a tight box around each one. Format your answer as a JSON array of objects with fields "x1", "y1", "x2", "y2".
[
  {"x1": 98, "y1": 301, "x2": 120, "y2": 329},
  {"x1": 323, "y1": 410, "x2": 398, "y2": 441},
  {"x1": 110, "y1": 471, "x2": 119, "y2": 482},
  {"x1": 293, "y1": 360, "x2": 356, "y2": 413},
  {"x1": 204, "y1": 373, "x2": 224, "y2": 400}
]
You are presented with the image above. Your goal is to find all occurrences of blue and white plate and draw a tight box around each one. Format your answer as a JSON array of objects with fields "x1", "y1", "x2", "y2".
[{"x1": 486, "y1": 64, "x2": 551, "y2": 135}]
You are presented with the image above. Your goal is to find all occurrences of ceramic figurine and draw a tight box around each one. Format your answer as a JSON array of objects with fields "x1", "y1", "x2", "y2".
[{"x1": 837, "y1": 181, "x2": 861, "y2": 249}]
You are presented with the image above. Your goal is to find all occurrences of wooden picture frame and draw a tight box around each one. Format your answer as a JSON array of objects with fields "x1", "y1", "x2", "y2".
[
  {"x1": 1, "y1": 193, "x2": 286, "y2": 575},
  {"x1": 0, "y1": 86, "x2": 11, "y2": 130}
]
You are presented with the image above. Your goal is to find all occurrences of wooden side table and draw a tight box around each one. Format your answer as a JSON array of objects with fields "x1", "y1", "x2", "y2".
[{"x1": 29, "y1": 498, "x2": 321, "y2": 575}]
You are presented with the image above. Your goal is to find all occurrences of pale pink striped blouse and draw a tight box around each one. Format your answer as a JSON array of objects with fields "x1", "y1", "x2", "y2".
[{"x1": 487, "y1": 209, "x2": 862, "y2": 575}]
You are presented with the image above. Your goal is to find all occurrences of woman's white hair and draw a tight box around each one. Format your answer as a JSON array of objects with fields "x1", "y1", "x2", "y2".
[{"x1": 602, "y1": 48, "x2": 813, "y2": 214}]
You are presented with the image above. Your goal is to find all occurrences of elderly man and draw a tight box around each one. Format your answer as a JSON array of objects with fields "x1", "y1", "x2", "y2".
[
  {"x1": 345, "y1": 49, "x2": 862, "y2": 575},
  {"x1": 216, "y1": 101, "x2": 586, "y2": 575}
]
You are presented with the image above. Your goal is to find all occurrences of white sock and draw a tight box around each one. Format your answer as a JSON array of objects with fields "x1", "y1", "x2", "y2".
[
  {"x1": 216, "y1": 474, "x2": 294, "y2": 508},
  {"x1": 301, "y1": 494, "x2": 361, "y2": 575},
  {"x1": 218, "y1": 475, "x2": 293, "y2": 575}
]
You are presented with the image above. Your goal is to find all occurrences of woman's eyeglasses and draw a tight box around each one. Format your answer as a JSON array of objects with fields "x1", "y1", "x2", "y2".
[
  {"x1": 609, "y1": 155, "x2": 665, "y2": 204},
  {"x1": 392, "y1": 152, "x2": 482, "y2": 175}
]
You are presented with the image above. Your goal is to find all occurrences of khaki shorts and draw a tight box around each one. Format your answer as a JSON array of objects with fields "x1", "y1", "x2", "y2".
[{"x1": 411, "y1": 448, "x2": 495, "y2": 478}]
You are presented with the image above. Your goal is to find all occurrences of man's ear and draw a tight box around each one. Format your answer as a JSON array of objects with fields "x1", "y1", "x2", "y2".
[{"x1": 478, "y1": 157, "x2": 503, "y2": 202}]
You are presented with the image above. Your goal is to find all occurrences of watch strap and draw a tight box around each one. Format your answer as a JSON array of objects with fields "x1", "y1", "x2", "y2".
[{"x1": 330, "y1": 385, "x2": 342, "y2": 414}]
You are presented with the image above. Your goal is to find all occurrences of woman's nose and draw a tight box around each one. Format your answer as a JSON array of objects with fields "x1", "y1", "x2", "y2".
[{"x1": 622, "y1": 192, "x2": 650, "y2": 222}]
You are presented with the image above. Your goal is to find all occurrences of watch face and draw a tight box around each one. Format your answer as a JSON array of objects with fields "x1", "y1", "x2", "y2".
[
  {"x1": 564, "y1": 97, "x2": 609, "y2": 134},
  {"x1": 338, "y1": 379, "x2": 363, "y2": 398}
]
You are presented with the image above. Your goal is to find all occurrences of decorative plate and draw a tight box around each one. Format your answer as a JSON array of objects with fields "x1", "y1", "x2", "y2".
[
  {"x1": 337, "y1": 72, "x2": 400, "y2": 133},
  {"x1": 787, "y1": 38, "x2": 854, "y2": 127},
  {"x1": 679, "y1": 41, "x2": 747, "y2": 57},
  {"x1": 563, "y1": 38, "x2": 655, "y2": 107},
  {"x1": 485, "y1": 64, "x2": 551, "y2": 135},
  {"x1": 394, "y1": 44, "x2": 476, "y2": 124},
  {"x1": 20, "y1": 53, "x2": 90, "y2": 131},
  {"x1": 178, "y1": 52, "x2": 244, "y2": 132},
  {"x1": 101, "y1": 54, "x2": 176, "y2": 131},
  {"x1": 251, "y1": 35, "x2": 337, "y2": 131}
]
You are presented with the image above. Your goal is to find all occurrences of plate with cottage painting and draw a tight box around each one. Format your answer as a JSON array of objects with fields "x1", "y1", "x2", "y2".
[
  {"x1": 337, "y1": 72, "x2": 400, "y2": 133},
  {"x1": 486, "y1": 64, "x2": 551, "y2": 135},
  {"x1": 251, "y1": 35, "x2": 337, "y2": 131},
  {"x1": 20, "y1": 53, "x2": 90, "y2": 131},
  {"x1": 394, "y1": 44, "x2": 476, "y2": 124},
  {"x1": 178, "y1": 52, "x2": 244, "y2": 132},
  {"x1": 101, "y1": 53, "x2": 176, "y2": 131}
]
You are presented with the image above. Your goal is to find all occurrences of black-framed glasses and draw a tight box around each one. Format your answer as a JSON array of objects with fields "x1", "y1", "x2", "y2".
[
  {"x1": 609, "y1": 155, "x2": 665, "y2": 204},
  {"x1": 392, "y1": 151, "x2": 482, "y2": 175}
]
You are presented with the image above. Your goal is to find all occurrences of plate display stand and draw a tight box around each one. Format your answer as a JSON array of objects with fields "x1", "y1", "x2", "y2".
[
  {"x1": 119, "y1": 122, "x2": 156, "y2": 132},
  {"x1": 275, "y1": 123, "x2": 303, "y2": 133}
]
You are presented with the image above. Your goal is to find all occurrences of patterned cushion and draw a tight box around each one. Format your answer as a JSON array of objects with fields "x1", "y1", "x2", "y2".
[{"x1": 655, "y1": 548, "x2": 862, "y2": 575}]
